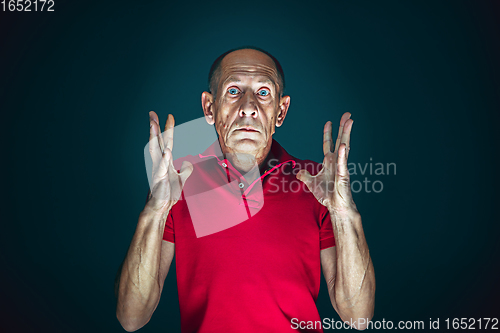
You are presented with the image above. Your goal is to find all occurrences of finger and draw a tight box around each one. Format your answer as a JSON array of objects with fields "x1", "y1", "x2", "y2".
[
  {"x1": 323, "y1": 121, "x2": 333, "y2": 155},
  {"x1": 163, "y1": 114, "x2": 175, "y2": 153},
  {"x1": 149, "y1": 110, "x2": 161, "y2": 124},
  {"x1": 153, "y1": 147, "x2": 172, "y2": 182},
  {"x1": 149, "y1": 111, "x2": 166, "y2": 153},
  {"x1": 149, "y1": 111, "x2": 159, "y2": 141},
  {"x1": 340, "y1": 119, "x2": 354, "y2": 158},
  {"x1": 334, "y1": 112, "x2": 351, "y2": 153},
  {"x1": 336, "y1": 143, "x2": 351, "y2": 195},
  {"x1": 149, "y1": 112, "x2": 162, "y2": 168},
  {"x1": 323, "y1": 149, "x2": 337, "y2": 170},
  {"x1": 167, "y1": 160, "x2": 193, "y2": 202}
]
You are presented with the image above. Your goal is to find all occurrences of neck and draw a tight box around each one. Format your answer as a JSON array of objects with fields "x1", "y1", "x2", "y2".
[{"x1": 218, "y1": 138, "x2": 274, "y2": 176}]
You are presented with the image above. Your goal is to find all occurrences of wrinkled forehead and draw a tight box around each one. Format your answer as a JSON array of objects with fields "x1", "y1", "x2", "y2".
[{"x1": 218, "y1": 49, "x2": 280, "y2": 88}]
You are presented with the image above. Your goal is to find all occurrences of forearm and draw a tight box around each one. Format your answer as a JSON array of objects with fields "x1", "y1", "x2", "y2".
[
  {"x1": 330, "y1": 210, "x2": 375, "y2": 323},
  {"x1": 116, "y1": 206, "x2": 169, "y2": 331}
]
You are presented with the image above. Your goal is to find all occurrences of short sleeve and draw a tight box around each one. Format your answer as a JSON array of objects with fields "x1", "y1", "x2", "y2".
[
  {"x1": 320, "y1": 207, "x2": 336, "y2": 250},
  {"x1": 162, "y1": 209, "x2": 175, "y2": 243}
]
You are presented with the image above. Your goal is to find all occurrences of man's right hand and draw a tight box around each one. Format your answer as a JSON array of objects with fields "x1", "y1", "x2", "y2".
[
  {"x1": 116, "y1": 111, "x2": 190, "y2": 332},
  {"x1": 146, "y1": 111, "x2": 193, "y2": 215}
]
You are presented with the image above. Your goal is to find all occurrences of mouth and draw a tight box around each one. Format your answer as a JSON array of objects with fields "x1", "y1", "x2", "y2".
[{"x1": 235, "y1": 126, "x2": 259, "y2": 132}]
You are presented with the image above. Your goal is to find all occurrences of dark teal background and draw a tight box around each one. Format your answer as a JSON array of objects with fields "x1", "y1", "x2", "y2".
[{"x1": 2, "y1": 0, "x2": 499, "y2": 332}]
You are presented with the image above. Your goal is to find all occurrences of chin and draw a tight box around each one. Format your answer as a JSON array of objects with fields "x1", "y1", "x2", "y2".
[{"x1": 227, "y1": 138, "x2": 263, "y2": 155}]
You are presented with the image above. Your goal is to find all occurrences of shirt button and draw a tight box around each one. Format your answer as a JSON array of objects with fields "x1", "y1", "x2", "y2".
[
  {"x1": 238, "y1": 182, "x2": 244, "y2": 188},
  {"x1": 221, "y1": 163, "x2": 227, "y2": 168}
]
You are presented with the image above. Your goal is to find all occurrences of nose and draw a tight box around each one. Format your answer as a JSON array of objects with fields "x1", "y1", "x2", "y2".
[{"x1": 238, "y1": 92, "x2": 258, "y2": 118}]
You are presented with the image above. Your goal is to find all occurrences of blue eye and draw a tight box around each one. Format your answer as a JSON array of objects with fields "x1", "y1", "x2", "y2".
[
  {"x1": 258, "y1": 89, "x2": 270, "y2": 96},
  {"x1": 228, "y1": 88, "x2": 239, "y2": 95}
]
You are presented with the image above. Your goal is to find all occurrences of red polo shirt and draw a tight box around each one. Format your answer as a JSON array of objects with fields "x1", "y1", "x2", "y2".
[{"x1": 163, "y1": 139, "x2": 335, "y2": 333}]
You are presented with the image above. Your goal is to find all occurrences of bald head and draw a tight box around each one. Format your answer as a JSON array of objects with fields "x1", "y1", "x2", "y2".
[
  {"x1": 208, "y1": 47, "x2": 285, "y2": 100},
  {"x1": 201, "y1": 46, "x2": 291, "y2": 174}
]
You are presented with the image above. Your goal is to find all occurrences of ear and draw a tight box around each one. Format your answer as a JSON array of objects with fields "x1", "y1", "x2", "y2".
[
  {"x1": 276, "y1": 95, "x2": 290, "y2": 127},
  {"x1": 201, "y1": 91, "x2": 215, "y2": 125}
]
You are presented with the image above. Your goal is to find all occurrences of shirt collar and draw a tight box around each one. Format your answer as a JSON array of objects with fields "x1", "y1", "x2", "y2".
[{"x1": 198, "y1": 138, "x2": 297, "y2": 198}]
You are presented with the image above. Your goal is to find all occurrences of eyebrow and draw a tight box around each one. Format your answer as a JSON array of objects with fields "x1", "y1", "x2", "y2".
[
  {"x1": 257, "y1": 78, "x2": 274, "y2": 85},
  {"x1": 223, "y1": 76, "x2": 241, "y2": 85}
]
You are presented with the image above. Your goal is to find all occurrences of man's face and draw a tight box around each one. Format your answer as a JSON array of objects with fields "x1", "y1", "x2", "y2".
[{"x1": 203, "y1": 49, "x2": 290, "y2": 159}]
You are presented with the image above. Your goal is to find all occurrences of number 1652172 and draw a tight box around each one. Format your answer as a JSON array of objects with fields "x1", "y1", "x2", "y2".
[{"x1": 1, "y1": 0, "x2": 55, "y2": 11}]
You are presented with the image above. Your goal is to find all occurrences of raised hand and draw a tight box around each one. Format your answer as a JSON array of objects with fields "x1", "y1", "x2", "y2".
[
  {"x1": 296, "y1": 112, "x2": 358, "y2": 216},
  {"x1": 146, "y1": 111, "x2": 193, "y2": 215}
]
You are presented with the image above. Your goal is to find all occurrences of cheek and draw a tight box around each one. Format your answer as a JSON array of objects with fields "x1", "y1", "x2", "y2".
[
  {"x1": 264, "y1": 116, "x2": 276, "y2": 136},
  {"x1": 215, "y1": 114, "x2": 231, "y2": 134}
]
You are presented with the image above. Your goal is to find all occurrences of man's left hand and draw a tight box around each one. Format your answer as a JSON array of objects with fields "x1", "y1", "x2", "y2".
[{"x1": 296, "y1": 112, "x2": 358, "y2": 217}]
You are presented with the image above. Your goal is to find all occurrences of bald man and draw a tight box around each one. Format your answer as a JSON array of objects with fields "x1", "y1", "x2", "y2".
[{"x1": 116, "y1": 47, "x2": 375, "y2": 332}]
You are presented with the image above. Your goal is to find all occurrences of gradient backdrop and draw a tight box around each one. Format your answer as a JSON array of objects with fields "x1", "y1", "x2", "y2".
[{"x1": 2, "y1": 0, "x2": 499, "y2": 332}]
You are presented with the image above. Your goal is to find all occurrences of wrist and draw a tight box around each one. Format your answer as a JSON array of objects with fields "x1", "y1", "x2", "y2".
[
  {"x1": 140, "y1": 203, "x2": 171, "y2": 222},
  {"x1": 328, "y1": 205, "x2": 361, "y2": 223}
]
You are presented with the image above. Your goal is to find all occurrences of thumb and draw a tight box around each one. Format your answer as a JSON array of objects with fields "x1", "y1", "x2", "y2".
[
  {"x1": 296, "y1": 169, "x2": 313, "y2": 189},
  {"x1": 178, "y1": 161, "x2": 194, "y2": 186}
]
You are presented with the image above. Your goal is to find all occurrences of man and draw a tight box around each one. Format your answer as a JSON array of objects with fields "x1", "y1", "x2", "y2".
[{"x1": 116, "y1": 47, "x2": 375, "y2": 332}]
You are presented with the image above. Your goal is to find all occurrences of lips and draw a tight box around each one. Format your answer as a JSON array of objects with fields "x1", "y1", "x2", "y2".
[{"x1": 236, "y1": 126, "x2": 259, "y2": 132}]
